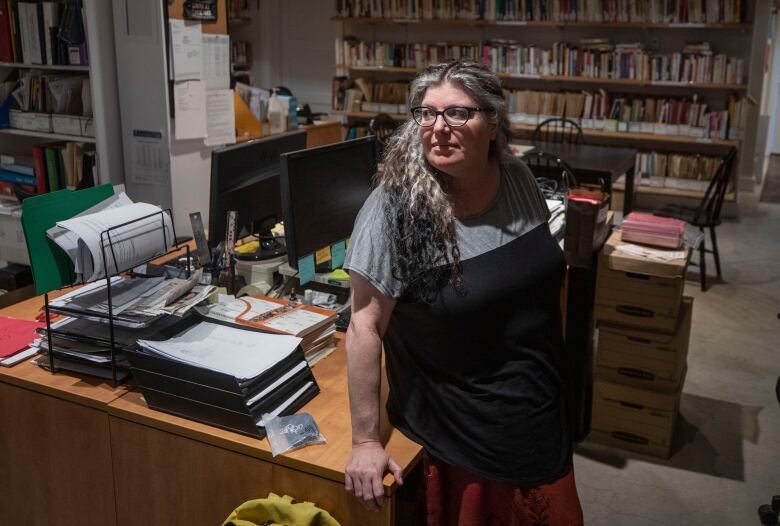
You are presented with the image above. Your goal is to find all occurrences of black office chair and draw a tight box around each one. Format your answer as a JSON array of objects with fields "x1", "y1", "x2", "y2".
[
  {"x1": 653, "y1": 147, "x2": 738, "y2": 291},
  {"x1": 523, "y1": 151, "x2": 579, "y2": 200},
  {"x1": 531, "y1": 117, "x2": 585, "y2": 144},
  {"x1": 368, "y1": 113, "x2": 399, "y2": 158}
]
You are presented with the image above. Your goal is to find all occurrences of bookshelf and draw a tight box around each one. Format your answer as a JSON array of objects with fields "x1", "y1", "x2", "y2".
[
  {"x1": 331, "y1": 1, "x2": 767, "y2": 204},
  {"x1": 0, "y1": 0, "x2": 123, "y2": 267}
]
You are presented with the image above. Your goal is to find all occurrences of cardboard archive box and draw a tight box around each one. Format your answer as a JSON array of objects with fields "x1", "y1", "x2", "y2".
[
  {"x1": 589, "y1": 370, "x2": 685, "y2": 459},
  {"x1": 596, "y1": 296, "x2": 693, "y2": 393},
  {"x1": 595, "y1": 231, "x2": 688, "y2": 333}
]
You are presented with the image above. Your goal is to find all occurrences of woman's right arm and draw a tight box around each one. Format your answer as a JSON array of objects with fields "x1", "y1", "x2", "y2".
[{"x1": 344, "y1": 272, "x2": 402, "y2": 511}]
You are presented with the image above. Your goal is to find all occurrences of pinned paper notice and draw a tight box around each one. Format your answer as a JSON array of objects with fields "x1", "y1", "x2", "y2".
[
  {"x1": 202, "y1": 34, "x2": 230, "y2": 91},
  {"x1": 298, "y1": 254, "x2": 315, "y2": 286},
  {"x1": 169, "y1": 19, "x2": 203, "y2": 81},
  {"x1": 174, "y1": 80, "x2": 207, "y2": 140},
  {"x1": 204, "y1": 89, "x2": 236, "y2": 146}
]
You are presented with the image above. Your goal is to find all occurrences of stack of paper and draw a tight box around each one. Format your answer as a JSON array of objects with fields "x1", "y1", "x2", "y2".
[
  {"x1": 547, "y1": 199, "x2": 566, "y2": 241},
  {"x1": 46, "y1": 192, "x2": 174, "y2": 282},
  {"x1": 199, "y1": 295, "x2": 338, "y2": 364}
]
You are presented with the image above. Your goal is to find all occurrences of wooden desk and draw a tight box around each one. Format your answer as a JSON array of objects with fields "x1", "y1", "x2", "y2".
[
  {"x1": 524, "y1": 141, "x2": 638, "y2": 214},
  {"x1": 0, "y1": 291, "x2": 127, "y2": 525},
  {"x1": 0, "y1": 291, "x2": 422, "y2": 525}
]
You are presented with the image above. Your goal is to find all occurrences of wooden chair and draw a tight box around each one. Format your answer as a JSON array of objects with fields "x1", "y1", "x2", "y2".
[
  {"x1": 653, "y1": 147, "x2": 737, "y2": 291},
  {"x1": 368, "y1": 113, "x2": 399, "y2": 157},
  {"x1": 523, "y1": 151, "x2": 579, "y2": 200},
  {"x1": 531, "y1": 117, "x2": 585, "y2": 144}
]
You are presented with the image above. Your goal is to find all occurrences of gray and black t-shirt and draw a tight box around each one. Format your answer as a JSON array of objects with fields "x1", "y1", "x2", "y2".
[
  {"x1": 344, "y1": 159, "x2": 570, "y2": 487},
  {"x1": 344, "y1": 159, "x2": 551, "y2": 298}
]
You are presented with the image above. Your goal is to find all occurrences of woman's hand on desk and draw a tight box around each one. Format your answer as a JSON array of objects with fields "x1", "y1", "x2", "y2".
[{"x1": 345, "y1": 440, "x2": 404, "y2": 511}]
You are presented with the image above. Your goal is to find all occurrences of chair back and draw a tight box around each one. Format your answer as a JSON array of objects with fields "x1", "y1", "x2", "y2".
[
  {"x1": 368, "y1": 113, "x2": 399, "y2": 158},
  {"x1": 531, "y1": 117, "x2": 585, "y2": 144},
  {"x1": 695, "y1": 147, "x2": 737, "y2": 225},
  {"x1": 523, "y1": 151, "x2": 579, "y2": 200}
]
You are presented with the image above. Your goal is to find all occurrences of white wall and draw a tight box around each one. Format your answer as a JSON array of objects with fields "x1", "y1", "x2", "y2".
[{"x1": 768, "y1": 12, "x2": 780, "y2": 155}]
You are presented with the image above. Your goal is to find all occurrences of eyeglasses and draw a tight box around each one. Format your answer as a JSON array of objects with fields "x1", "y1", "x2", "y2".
[{"x1": 411, "y1": 106, "x2": 487, "y2": 127}]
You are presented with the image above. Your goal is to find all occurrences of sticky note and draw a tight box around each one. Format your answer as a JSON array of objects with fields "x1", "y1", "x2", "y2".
[
  {"x1": 331, "y1": 240, "x2": 346, "y2": 268},
  {"x1": 315, "y1": 246, "x2": 331, "y2": 265},
  {"x1": 298, "y1": 254, "x2": 315, "y2": 286}
]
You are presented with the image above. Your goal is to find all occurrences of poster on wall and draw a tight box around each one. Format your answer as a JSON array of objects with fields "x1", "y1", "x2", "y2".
[
  {"x1": 131, "y1": 130, "x2": 169, "y2": 185},
  {"x1": 184, "y1": 0, "x2": 218, "y2": 21}
]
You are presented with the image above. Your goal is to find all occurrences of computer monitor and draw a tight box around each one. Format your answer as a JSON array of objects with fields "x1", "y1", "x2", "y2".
[
  {"x1": 280, "y1": 137, "x2": 377, "y2": 269},
  {"x1": 208, "y1": 130, "x2": 307, "y2": 259}
]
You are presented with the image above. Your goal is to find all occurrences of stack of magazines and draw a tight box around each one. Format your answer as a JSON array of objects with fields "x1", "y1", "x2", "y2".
[
  {"x1": 126, "y1": 318, "x2": 320, "y2": 438},
  {"x1": 200, "y1": 294, "x2": 338, "y2": 366}
]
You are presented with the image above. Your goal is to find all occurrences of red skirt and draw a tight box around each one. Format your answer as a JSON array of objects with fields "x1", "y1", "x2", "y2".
[{"x1": 423, "y1": 452, "x2": 583, "y2": 526}]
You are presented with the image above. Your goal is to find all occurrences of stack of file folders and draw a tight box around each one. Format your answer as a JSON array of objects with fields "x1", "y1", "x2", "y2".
[{"x1": 126, "y1": 317, "x2": 320, "y2": 438}]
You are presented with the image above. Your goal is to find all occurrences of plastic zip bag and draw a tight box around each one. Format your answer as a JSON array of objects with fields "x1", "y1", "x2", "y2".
[{"x1": 263, "y1": 412, "x2": 326, "y2": 457}]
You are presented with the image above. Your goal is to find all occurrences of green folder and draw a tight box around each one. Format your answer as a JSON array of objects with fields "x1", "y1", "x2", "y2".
[{"x1": 21, "y1": 184, "x2": 115, "y2": 295}]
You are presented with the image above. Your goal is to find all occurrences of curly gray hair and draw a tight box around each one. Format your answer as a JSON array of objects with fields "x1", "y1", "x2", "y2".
[{"x1": 378, "y1": 61, "x2": 512, "y2": 301}]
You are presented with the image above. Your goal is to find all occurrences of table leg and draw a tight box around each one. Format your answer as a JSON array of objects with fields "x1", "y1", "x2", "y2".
[{"x1": 623, "y1": 166, "x2": 636, "y2": 216}]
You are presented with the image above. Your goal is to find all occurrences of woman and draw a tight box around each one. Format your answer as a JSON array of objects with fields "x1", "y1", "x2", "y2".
[{"x1": 342, "y1": 61, "x2": 583, "y2": 525}]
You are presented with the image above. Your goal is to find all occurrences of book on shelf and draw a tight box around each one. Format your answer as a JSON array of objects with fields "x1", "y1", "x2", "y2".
[
  {"x1": 0, "y1": 0, "x2": 85, "y2": 65},
  {"x1": 334, "y1": 0, "x2": 744, "y2": 23}
]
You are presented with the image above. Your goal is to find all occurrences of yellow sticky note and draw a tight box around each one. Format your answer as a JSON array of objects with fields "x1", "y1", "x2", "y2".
[{"x1": 315, "y1": 246, "x2": 332, "y2": 265}]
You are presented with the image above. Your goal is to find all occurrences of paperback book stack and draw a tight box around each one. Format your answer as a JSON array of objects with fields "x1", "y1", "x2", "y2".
[{"x1": 126, "y1": 318, "x2": 320, "y2": 438}]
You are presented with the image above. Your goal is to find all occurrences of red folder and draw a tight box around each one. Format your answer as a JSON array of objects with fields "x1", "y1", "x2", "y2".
[{"x1": 0, "y1": 316, "x2": 44, "y2": 358}]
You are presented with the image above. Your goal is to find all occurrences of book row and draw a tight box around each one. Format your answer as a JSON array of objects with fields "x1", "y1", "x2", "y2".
[
  {"x1": 0, "y1": 141, "x2": 95, "y2": 200},
  {"x1": 335, "y1": 38, "x2": 745, "y2": 85},
  {"x1": 0, "y1": 0, "x2": 88, "y2": 66},
  {"x1": 507, "y1": 89, "x2": 746, "y2": 140},
  {"x1": 634, "y1": 151, "x2": 728, "y2": 192},
  {"x1": 334, "y1": 0, "x2": 745, "y2": 23}
]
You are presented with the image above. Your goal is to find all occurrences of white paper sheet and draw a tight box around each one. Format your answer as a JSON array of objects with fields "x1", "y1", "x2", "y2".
[
  {"x1": 131, "y1": 129, "x2": 169, "y2": 184},
  {"x1": 174, "y1": 80, "x2": 208, "y2": 140},
  {"x1": 169, "y1": 19, "x2": 203, "y2": 81},
  {"x1": 204, "y1": 89, "x2": 236, "y2": 146},
  {"x1": 56, "y1": 203, "x2": 174, "y2": 281},
  {"x1": 137, "y1": 322, "x2": 301, "y2": 381},
  {"x1": 202, "y1": 34, "x2": 230, "y2": 91}
]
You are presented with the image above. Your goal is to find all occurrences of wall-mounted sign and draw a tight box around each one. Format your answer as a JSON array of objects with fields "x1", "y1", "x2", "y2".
[{"x1": 183, "y1": 0, "x2": 218, "y2": 21}]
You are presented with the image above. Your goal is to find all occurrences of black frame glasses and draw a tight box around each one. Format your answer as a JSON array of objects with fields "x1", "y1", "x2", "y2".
[{"x1": 411, "y1": 106, "x2": 487, "y2": 127}]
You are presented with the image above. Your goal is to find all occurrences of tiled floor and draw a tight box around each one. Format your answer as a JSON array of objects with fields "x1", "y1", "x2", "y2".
[{"x1": 574, "y1": 187, "x2": 780, "y2": 526}]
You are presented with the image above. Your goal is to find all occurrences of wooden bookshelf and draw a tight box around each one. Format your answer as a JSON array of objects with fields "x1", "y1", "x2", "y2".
[
  {"x1": 335, "y1": 65, "x2": 746, "y2": 91},
  {"x1": 0, "y1": 62, "x2": 90, "y2": 72},
  {"x1": 612, "y1": 181, "x2": 737, "y2": 202},
  {"x1": 331, "y1": 16, "x2": 751, "y2": 30}
]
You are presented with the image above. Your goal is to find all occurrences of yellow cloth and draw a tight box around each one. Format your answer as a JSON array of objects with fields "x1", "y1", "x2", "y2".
[{"x1": 222, "y1": 493, "x2": 341, "y2": 526}]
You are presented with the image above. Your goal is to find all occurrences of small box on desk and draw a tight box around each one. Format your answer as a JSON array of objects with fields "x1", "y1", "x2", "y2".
[
  {"x1": 596, "y1": 296, "x2": 693, "y2": 393},
  {"x1": 589, "y1": 371, "x2": 685, "y2": 459},
  {"x1": 564, "y1": 188, "x2": 611, "y2": 268},
  {"x1": 595, "y1": 231, "x2": 688, "y2": 333}
]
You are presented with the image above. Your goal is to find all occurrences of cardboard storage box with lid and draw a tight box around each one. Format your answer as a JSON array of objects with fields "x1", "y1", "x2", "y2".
[
  {"x1": 589, "y1": 368, "x2": 686, "y2": 459},
  {"x1": 596, "y1": 296, "x2": 693, "y2": 393},
  {"x1": 595, "y1": 231, "x2": 689, "y2": 333}
]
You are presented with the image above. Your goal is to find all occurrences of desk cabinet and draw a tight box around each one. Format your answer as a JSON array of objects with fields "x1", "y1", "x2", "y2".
[
  {"x1": 109, "y1": 416, "x2": 392, "y2": 526},
  {"x1": 0, "y1": 382, "x2": 116, "y2": 525}
]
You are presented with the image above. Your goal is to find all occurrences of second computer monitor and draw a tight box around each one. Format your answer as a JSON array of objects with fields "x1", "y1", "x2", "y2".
[
  {"x1": 280, "y1": 137, "x2": 377, "y2": 269},
  {"x1": 209, "y1": 130, "x2": 307, "y2": 252}
]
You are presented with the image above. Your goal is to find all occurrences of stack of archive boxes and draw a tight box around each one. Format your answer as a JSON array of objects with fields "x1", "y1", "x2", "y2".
[{"x1": 590, "y1": 231, "x2": 693, "y2": 458}]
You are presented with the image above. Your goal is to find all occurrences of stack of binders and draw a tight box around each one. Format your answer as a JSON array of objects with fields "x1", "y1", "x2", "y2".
[{"x1": 126, "y1": 317, "x2": 320, "y2": 438}]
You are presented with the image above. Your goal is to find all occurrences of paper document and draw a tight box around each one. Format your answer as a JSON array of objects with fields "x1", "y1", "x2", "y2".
[
  {"x1": 202, "y1": 34, "x2": 230, "y2": 90},
  {"x1": 204, "y1": 89, "x2": 236, "y2": 146},
  {"x1": 169, "y1": 19, "x2": 203, "y2": 81},
  {"x1": 246, "y1": 361, "x2": 308, "y2": 406},
  {"x1": 174, "y1": 80, "x2": 208, "y2": 140},
  {"x1": 615, "y1": 243, "x2": 687, "y2": 262},
  {"x1": 137, "y1": 322, "x2": 301, "y2": 381},
  {"x1": 53, "y1": 202, "x2": 174, "y2": 281}
]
